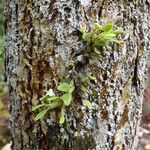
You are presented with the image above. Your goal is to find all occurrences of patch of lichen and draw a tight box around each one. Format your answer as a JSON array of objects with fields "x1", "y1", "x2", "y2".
[
  {"x1": 71, "y1": 134, "x2": 96, "y2": 150},
  {"x1": 53, "y1": 126, "x2": 96, "y2": 150}
]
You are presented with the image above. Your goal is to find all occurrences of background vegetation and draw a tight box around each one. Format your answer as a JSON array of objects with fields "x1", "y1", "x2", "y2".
[
  {"x1": 0, "y1": 1, "x2": 10, "y2": 149},
  {"x1": 0, "y1": 0, "x2": 3, "y2": 64}
]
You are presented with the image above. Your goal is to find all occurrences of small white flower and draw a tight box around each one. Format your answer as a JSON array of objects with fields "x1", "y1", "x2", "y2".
[{"x1": 46, "y1": 89, "x2": 55, "y2": 96}]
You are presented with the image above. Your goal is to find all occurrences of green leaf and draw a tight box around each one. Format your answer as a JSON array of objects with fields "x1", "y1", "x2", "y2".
[
  {"x1": 113, "y1": 30, "x2": 124, "y2": 35},
  {"x1": 62, "y1": 93, "x2": 72, "y2": 106},
  {"x1": 109, "y1": 38, "x2": 122, "y2": 44},
  {"x1": 70, "y1": 80, "x2": 74, "y2": 86},
  {"x1": 82, "y1": 76, "x2": 89, "y2": 83},
  {"x1": 47, "y1": 96, "x2": 60, "y2": 101},
  {"x1": 94, "y1": 23, "x2": 103, "y2": 31},
  {"x1": 49, "y1": 101, "x2": 62, "y2": 109},
  {"x1": 68, "y1": 86, "x2": 75, "y2": 93},
  {"x1": 94, "y1": 38, "x2": 107, "y2": 47},
  {"x1": 40, "y1": 94, "x2": 51, "y2": 101},
  {"x1": 99, "y1": 32, "x2": 116, "y2": 38},
  {"x1": 87, "y1": 74, "x2": 96, "y2": 80},
  {"x1": 69, "y1": 81, "x2": 75, "y2": 93},
  {"x1": 59, "y1": 113, "x2": 65, "y2": 124},
  {"x1": 104, "y1": 23, "x2": 114, "y2": 32},
  {"x1": 80, "y1": 27, "x2": 85, "y2": 34},
  {"x1": 94, "y1": 47, "x2": 101, "y2": 54},
  {"x1": 84, "y1": 99, "x2": 92, "y2": 109},
  {"x1": 32, "y1": 104, "x2": 47, "y2": 111},
  {"x1": 34, "y1": 108, "x2": 50, "y2": 121},
  {"x1": 94, "y1": 32, "x2": 116, "y2": 47},
  {"x1": 82, "y1": 33, "x2": 92, "y2": 44},
  {"x1": 81, "y1": 85, "x2": 87, "y2": 93},
  {"x1": 57, "y1": 83, "x2": 72, "y2": 92}
]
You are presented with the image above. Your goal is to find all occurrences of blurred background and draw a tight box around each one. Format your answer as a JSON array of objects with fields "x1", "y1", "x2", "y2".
[
  {"x1": 0, "y1": 0, "x2": 10, "y2": 149},
  {"x1": 0, "y1": 1, "x2": 150, "y2": 150}
]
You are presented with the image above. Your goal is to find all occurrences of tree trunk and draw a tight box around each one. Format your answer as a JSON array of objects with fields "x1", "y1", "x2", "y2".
[{"x1": 4, "y1": 0, "x2": 150, "y2": 150}]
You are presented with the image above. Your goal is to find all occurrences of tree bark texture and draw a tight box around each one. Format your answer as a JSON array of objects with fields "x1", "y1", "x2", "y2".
[{"x1": 4, "y1": 0, "x2": 150, "y2": 150}]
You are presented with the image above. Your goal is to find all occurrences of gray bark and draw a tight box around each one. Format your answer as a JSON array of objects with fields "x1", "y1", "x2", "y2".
[{"x1": 4, "y1": 0, "x2": 150, "y2": 150}]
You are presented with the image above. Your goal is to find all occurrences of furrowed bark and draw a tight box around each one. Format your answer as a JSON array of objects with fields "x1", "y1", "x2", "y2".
[{"x1": 4, "y1": 0, "x2": 150, "y2": 149}]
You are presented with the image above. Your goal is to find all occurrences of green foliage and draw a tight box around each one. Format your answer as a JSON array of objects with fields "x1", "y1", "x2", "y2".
[
  {"x1": 80, "y1": 22, "x2": 124, "y2": 56},
  {"x1": 57, "y1": 82, "x2": 73, "y2": 92},
  {"x1": 32, "y1": 75, "x2": 96, "y2": 124},
  {"x1": 32, "y1": 104, "x2": 48, "y2": 111},
  {"x1": 84, "y1": 99, "x2": 92, "y2": 109},
  {"x1": 82, "y1": 74, "x2": 96, "y2": 83},
  {"x1": 33, "y1": 81, "x2": 75, "y2": 124},
  {"x1": 62, "y1": 93, "x2": 72, "y2": 106},
  {"x1": 34, "y1": 108, "x2": 50, "y2": 121},
  {"x1": 59, "y1": 105, "x2": 65, "y2": 124},
  {"x1": 32, "y1": 23, "x2": 124, "y2": 125},
  {"x1": 79, "y1": 22, "x2": 125, "y2": 108},
  {"x1": 59, "y1": 113, "x2": 65, "y2": 124}
]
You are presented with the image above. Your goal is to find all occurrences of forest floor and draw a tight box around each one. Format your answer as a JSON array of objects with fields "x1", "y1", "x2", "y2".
[
  {"x1": 138, "y1": 121, "x2": 150, "y2": 150},
  {"x1": 0, "y1": 87, "x2": 150, "y2": 149},
  {"x1": 138, "y1": 88, "x2": 150, "y2": 150}
]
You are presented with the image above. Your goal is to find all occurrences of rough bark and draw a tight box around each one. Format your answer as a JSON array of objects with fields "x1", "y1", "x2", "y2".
[{"x1": 4, "y1": 0, "x2": 150, "y2": 150}]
